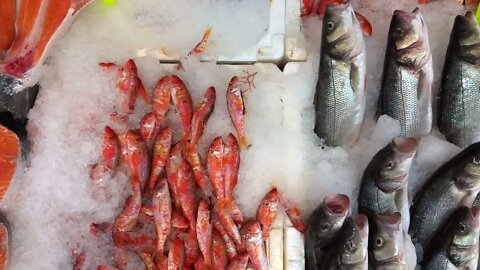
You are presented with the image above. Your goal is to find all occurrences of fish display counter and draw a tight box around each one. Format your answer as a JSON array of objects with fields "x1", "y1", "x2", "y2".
[{"x1": 0, "y1": 0, "x2": 480, "y2": 270}]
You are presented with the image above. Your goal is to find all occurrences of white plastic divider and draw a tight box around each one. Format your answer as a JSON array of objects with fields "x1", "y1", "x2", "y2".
[{"x1": 284, "y1": 0, "x2": 308, "y2": 61}]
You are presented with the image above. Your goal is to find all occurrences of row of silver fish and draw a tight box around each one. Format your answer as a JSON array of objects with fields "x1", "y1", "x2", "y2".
[
  {"x1": 306, "y1": 137, "x2": 480, "y2": 269},
  {"x1": 314, "y1": 1, "x2": 480, "y2": 149}
]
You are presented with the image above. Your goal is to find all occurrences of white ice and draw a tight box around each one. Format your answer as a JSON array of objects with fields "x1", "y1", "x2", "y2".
[{"x1": 0, "y1": 0, "x2": 472, "y2": 269}]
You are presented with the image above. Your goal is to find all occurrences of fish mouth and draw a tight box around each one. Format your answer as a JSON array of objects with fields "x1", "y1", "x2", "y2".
[
  {"x1": 378, "y1": 174, "x2": 407, "y2": 193},
  {"x1": 354, "y1": 214, "x2": 368, "y2": 230},
  {"x1": 396, "y1": 39, "x2": 424, "y2": 55},
  {"x1": 392, "y1": 137, "x2": 417, "y2": 157},
  {"x1": 375, "y1": 255, "x2": 402, "y2": 265},
  {"x1": 323, "y1": 194, "x2": 350, "y2": 216}
]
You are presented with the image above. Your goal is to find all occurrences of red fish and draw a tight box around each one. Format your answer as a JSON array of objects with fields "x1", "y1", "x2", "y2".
[
  {"x1": 184, "y1": 228, "x2": 201, "y2": 266},
  {"x1": 212, "y1": 230, "x2": 228, "y2": 270},
  {"x1": 227, "y1": 254, "x2": 249, "y2": 270},
  {"x1": 166, "y1": 143, "x2": 183, "y2": 208},
  {"x1": 152, "y1": 76, "x2": 172, "y2": 123},
  {"x1": 140, "y1": 113, "x2": 160, "y2": 149},
  {"x1": 148, "y1": 127, "x2": 172, "y2": 195},
  {"x1": 283, "y1": 201, "x2": 307, "y2": 233},
  {"x1": 184, "y1": 145, "x2": 212, "y2": 198},
  {"x1": 172, "y1": 211, "x2": 190, "y2": 231},
  {"x1": 226, "y1": 76, "x2": 248, "y2": 149},
  {"x1": 168, "y1": 239, "x2": 185, "y2": 270},
  {"x1": 176, "y1": 160, "x2": 197, "y2": 229},
  {"x1": 113, "y1": 180, "x2": 142, "y2": 234},
  {"x1": 196, "y1": 200, "x2": 213, "y2": 267},
  {"x1": 242, "y1": 221, "x2": 268, "y2": 270},
  {"x1": 125, "y1": 130, "x2": 150, "y2": 191},
  {"x1": 112, "y1": 232, "x2": 156, "y2": 253},
  {"x1": 152, "y1": 179, "x2": 172, "y2": 255},
  {"x1": 207, "y1": 137, "x2": 225, "y2": 200},
  {"x1": 194, "y1": 256, "x2": 209, "y2": 270},
  {"x1": 91, "y1": 126, "x2": 120, "y2": 184},
  {"x1": 189, "y1": 86, "x2": 216, "y2": 146},
  {"x1": 170, "y1": 75, "x2": 193, "y2": 139},
  {"x1": 223, "y1": 133, "x2": 240, "y2": 201},
  {"x1": 139, "y1": 252, "x2": 156, "y2": 270},
  {"x1": 256, "y1": 188, "x2": 280, "y2": 239},
  {"x1": 214, "y1": 200, "x2": 242, "y2": 246}
]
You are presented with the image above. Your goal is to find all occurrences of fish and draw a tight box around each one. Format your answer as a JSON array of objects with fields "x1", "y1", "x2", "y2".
[
  {"x1": 147, "y1": 127, "x2": 172, "y2": 196},
  {"x1": 410, "y1": 142, "x2": 480, "y2": 249},
  {"x1": 189, "y1": 86, "x2": 216, "y2": 147},
  {"x1": 422, "y1": 206, "x2": 480, "y2": 269},
  {"x1": 320, "y1": 215, "x2": 369, "y2": 270},
  {"x1": 196, "y1": 199, "x2": 213, "y2": 267},
  {"x1": 212, "y1": 229, "x2": 229, "y2": 270},
  {"x1": 378, "y1": 8, "x2": 433, "y2": 138},
  {"x1": 224, "y1": 133, "x2": 240, "y2": 201},
  {"x1": 438, "y1": 12, "x2": 480, "y2": 148},
  {"x1": 226, "y1": 76, "x2": 248, "y2": 149},
  {"x1": 166, "y1": 143, "x2": 183, "y2": 208},
  {"x1": 227, "y1": 254, "x2": 249, "y2": 270},
  {"x1": 90, "y1": 126, "x2": 120, "y2": 185},
  {"x1": 283, "y1": 201, "x2": 307, "y2": 233},
  {"x1": 214, "y1": 200, "x2": 242, "y2": 246},
  {"x1": 168, "y1": 238, "x2": 185, "y2": 270},
  {"x1": 184, "y1": 145, "x2": 212, "y2": 198},
  {"x1": 152, "y1": 179, "x2": 171, "y2": 255},
  {"x1": 358, "y1": 137, "x2": 417, "y2": 231},
  {"x1": 305, "y1": 194, "x2": 351, "y2": 270},
  {"x1": 175, "y1": 160, "x2": 197, "y2": 230},
  {"x1": 124, "y1": 130, "x2": 150, "y2": 192},
  {"x1": 207, "y1": 137, "x2": 225, "y2": 200},
  {"x1": 170, "y1": 75, "x2": 193, "y2": 139},
  {"x1": 256, "y1": 188, "x2": 280, "y2": 239},
  {"x1": 369, "y1": 213, "x2": 417, "y2": 270},
  {"x1": 139, "y1": 113, "x2": 160, "y2": 149},
  {"x1": 0, "y1": 124, "x2": 20, "y2": 203},
  {"x1": 242, "y1": 221, "x2": 268, "y2": 270},
  {"x1": 313, "y1": 0, "x2": 366, "y2": 147},
  {"x1": 152, "y1": 75, "x2": 172, "y2": 123}
]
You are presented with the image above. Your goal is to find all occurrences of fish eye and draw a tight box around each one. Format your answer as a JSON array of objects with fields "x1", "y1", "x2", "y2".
[
  {"x1": 395, "y1": 28, "x2": 404, "y2": 36},
  {"x1": 327, "y1": 22, "x2": 335, "y2": 30},
  {"x1": 345, "y1": 240, "x2": 354, "y2": 252},
  {"x1": 473, "y1": 155, "x2": 480, "y2": 165},
  {"x1": 384, "y1": 161, "x2": 395, "y2": 169},
  {"x1": 374, "y1": 237, "x2": 383, "y2": 247},
  {"x1": 320, "y1": 223, "x2": 331, "y2": 231},
  {"x1": 458, "y1": 223, "x2": 467, "y2": 233}
]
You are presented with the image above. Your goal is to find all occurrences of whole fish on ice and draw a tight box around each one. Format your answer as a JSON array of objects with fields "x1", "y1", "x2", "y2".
[
  {"x1": 305, "y1": 194, "x2": 350, "y2": 270},
  {"x1": 410, "y1": 142, "x2": 480, "y2": 250},
  {"x1": 378, "y1": 8, "x2": 433, "y2": 138},
  {"x1": 313, "y1": 0, "x2": 366, "y2": 147},
  {"x1": 422, "y1": 206, "x2": 480, "y2": 270},
  {"x1": 369, "y1": 213, "x2": 416, "y2": 270},
  {"x1": 358, "y1": 137, "x2": 417, "y2": 231},
  {"x1": 438, "y1": 11, "x2": 480, "y2": 149}
]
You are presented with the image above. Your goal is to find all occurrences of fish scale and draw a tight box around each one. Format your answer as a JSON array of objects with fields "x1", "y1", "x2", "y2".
[
  {"x1": 315, "y1": 56, "x2": 359, "y2": 146},
  {"x1": 382, "y1": 62, "x2": 421, "y2": 137},
  {"x1": 439, "y1": 58, "x2": 480, "y2": 148}
]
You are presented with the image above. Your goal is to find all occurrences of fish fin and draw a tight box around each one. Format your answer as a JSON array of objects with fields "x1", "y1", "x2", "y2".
[
  {"x1": 350, "y1": 63, "x2": 360, "y2": 92},
  {"x1": 354, "y1": 12, "x2": 372, "y2": 37}
]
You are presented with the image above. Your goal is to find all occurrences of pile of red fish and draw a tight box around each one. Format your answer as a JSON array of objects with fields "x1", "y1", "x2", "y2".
[{"x1": 76, "y1": 59, "x2": 305, "y2": 270}]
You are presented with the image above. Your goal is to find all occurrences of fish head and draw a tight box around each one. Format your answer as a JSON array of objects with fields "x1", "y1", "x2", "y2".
[
  {"x1": 371, "y1": 213, "x2": 405, "y2": 266},
  {"x1": 453, "y1": 12, "x2": 480, "y2": 64},
  {"x1": 312, "y1": 194, "x2": 351, "y2": 241},
  {"x1": 323, "y1": 0, "x2": 363, "y2": 60},
  {"x1": 377, "y1": 138, "x2": 417, "y2": 192},
  {"x1": 458, "y1": 153, "x2": 480, "y2": 190},
  {"x1": 390, "y1": 8, "x2": 429, "y2": 70},
  {"x1": 339, "y1": 215, "x2": 368, "y2": 266},
  {"x1": 447, "y1": 207, "x2": 480, "y2": 267}
]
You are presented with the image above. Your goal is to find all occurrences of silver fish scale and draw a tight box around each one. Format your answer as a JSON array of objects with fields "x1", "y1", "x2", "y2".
[
  {"x1": 423, "y1": 253, "x2": 458, "y2": 270},
  {"x1": 439, "y1": 58, "x2": 480, "y2": 148},
  {"x1": 409, "y1": 171, "x2": 463, "y2": 247},
  {"x1": 315, "y1": 56, "x2": 357, "y2": 146},
  {"x1": 382, "y1": 61, "x2": 421, "y2": 138}
]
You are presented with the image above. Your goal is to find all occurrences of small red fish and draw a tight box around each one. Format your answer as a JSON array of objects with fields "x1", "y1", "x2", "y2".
[
  {"x1": 172, "y1": 211, "x2": 190, "y2": 231},
  {"x1": 152, "y1": 76, "x2": 172, "y2": 123},
  {"x1": 223, "y1": 232, "x2": 238, "y2": 261},
  {"x1": 90, "y1": 126, "x2": 120, "y2": 184},
  {"x1": 192, "y1": 26, "x2": 213, "y2": 55},
  {"x1": 212, "y1": 230, "x2": 228, "y2": 270},
  {"x1": 72, "y1": 250, "x2": 85, "y2": 270},
  {"x1": 227, "y1": 254, "x2": 249, "y2": 270},
  {"x1": 207, "y1": 137, "x2": 225, "y2": 200},
  {"x1": 152, "y1": 179, "x2": 172, "y2": 255},
  {"x1": 184, "y1": 145, "x2": 212, "y2": 198},
  {"x1": 166, "y1": 143, "x2": 183, "y2": 208},
  {"x1": 184, "y1": 228, "x2": 201, "y2": 266},
  {"x1": 196, "y1": 200, "x2": 213, "y2": 267},
  {"x1": 214, "y1": 200, "x2": 242, "y2": 246},
  {"x1": 176, "y1": 160, "x2": 197, "y2": 230},
  {"x1": 223, "y1": 133, "x2": 240, "y2": 201},
  {"x1": 170, "y1": 75, "x2": 193, "y2": 139},
  {"x1": 148, "y1": 127, "x2": 173, "y2": 195},
  {"x1": 283, "y1": 201, "x2": 307, "y2": 233},
  {"x1": 168, "y1": 239, "x2": 185, "y2": 270},
  {"x1": 226, "y1": 76, "x2": 248, "y2": 149},
  {"x1": 125, "y1": 130, "x2": 150, "y2": 191},
  {"x1": 112, "y1": 231, "x2": 156, "y2": 253},
  {"x1": 136, "y1": 77, "x2": 151, "y2": 104},
  {"x1": 256, "y1": 188, "x2": 280, "y2": 239},
  {"x1": 113, "y1": 180, "x2": 142, "y2": 233},
  {"x1": 139, "y1": 113, "x2": 160, "y2": 149},
  {"x1": 242, "y1": 221, "x2": 268, "y2": 270},
  {"x1": 189, "y1": 86, "x2": 216, "y2": 146},
  {"x1": 194, "y1": 256, "x2": 209, "y2": 270}
]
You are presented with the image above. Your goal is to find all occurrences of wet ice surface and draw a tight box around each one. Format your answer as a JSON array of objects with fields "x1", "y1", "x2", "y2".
[{"x1": 1, "y1": 0, "x2": 472, "y2": 269}]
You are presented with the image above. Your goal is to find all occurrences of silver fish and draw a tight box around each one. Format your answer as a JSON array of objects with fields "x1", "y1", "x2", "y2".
[
  {"x1": 369, "y1": 213, "x2": 416, "y2": 270},
  {"x1": 438, "y1": 12, "x2": 480, "y2": 149},
  {"x1": 313, "y1": 0, "x2": 366, "y2": 147},
  {"x1": 422, "y1": 206, "x2": 480, "y2": 270},
  {"x1": 410, "y1": 142, "x2": 480, "y2": 250},
  {"x1": 306, "y1": 194, "x2": 351, "y2": 270},
  {"x1": 379, "y1": 8, "x2": 433, "y2": 138},
  {"x1": 358, "y1": 137, "x2": 417, "y2": 231},
  {"x1": 321, "y1": 215, "x2": 369, "y2": 270}
]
